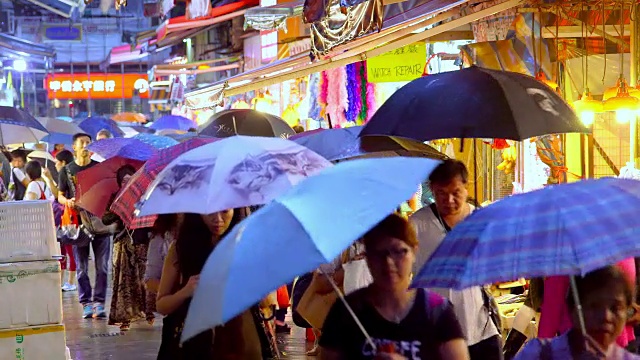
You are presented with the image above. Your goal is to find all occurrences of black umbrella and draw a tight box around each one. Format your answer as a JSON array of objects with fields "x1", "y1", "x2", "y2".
[
  {"x1": 198, "y1": 109, "x2": 296, "y2": 138},
  {"x1": 291, "y1": 126, "x2": 447, "y2": 161},
  {"x1": 360, "y1": 66, "x2": 590, "y2": 141}
]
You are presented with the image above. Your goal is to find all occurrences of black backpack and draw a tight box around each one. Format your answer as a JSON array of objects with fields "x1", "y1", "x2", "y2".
[{"x1": 291, "y1": 272, "x2": 314, "y2": 328}]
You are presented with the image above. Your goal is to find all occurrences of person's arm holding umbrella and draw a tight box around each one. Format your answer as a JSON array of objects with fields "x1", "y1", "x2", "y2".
[
  {"x1": 41, "y1": 167, "x2": 59, "y2": 198},
  {"x1": 156, "y1": 244, "x2": 199, "y2": 315}
]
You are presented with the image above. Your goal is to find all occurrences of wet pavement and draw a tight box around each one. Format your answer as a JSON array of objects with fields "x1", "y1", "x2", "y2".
[{"x1": 63, "y1": 287, "x2": 316, "y2": 359}]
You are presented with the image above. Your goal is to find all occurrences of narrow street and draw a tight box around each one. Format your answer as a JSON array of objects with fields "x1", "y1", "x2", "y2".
[{"x1": 63, "y1": 291, "x2": 316, "y2": 359}]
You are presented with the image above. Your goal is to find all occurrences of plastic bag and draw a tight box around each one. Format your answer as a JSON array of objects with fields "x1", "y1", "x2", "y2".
[{"x1": 342, "y1": 258, "x2": 373, "y2": 295}]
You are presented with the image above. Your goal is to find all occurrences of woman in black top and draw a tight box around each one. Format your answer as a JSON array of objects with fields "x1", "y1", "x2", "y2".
[{"x1": 319, "y1": 213, "x2": 469, "y2": 360}]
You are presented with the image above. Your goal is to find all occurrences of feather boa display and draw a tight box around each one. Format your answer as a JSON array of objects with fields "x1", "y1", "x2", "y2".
[
  {"x1": 362, "y1": 65, "x2": 377, "y2": 121},
  {"x1": 325, "y1": 67, "x2": 348, "y2": 126},
  {"x1": 320, "y1": 71, "x2": 329, "y2": 105},
  {"x1": 345, "y1": 63, "x2": 361, "y2": 123},
  {"x1": 358, "y1": 62, "x2": 368, "y2": 124}
]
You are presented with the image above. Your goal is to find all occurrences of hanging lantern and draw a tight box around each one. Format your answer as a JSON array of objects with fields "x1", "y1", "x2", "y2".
[
  {"x1": 603, "y1": 76, "x2": 639, "y2": 123},
  {"x1": 573, "y1": 90, "x2": 603, "y2": 126}
]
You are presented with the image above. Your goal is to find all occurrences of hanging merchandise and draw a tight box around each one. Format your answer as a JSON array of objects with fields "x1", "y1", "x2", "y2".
[
  {"x1": 0, "y1": 72, "x2": 15, "y2": 107},
  {"x1": 345, "y1": 63, "x2": 362, "y2": 123},
  {"x1": 169, "y1": 77, "x2": 185, "y2": 102},
  {"x1": 324, "y1": 67, "x2": 348, "y2": 127},
  {"x1": 482, "y1": 138, "x2": 510, "y2": 150},
  {"x1": 497, "y1": 142, "x2": 517, "y2": 174},
  {"x1": 307, "y1": 72, "x2": 322, "y2": 121},
  {"x1": 358, "y1": 62, "x2": 368, "y2": 123},
  {"x1": 535, "y1": 134, "x2": 569, "y2": 184}
]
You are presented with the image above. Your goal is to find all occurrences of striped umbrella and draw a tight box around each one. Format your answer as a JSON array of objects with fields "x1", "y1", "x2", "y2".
[
  {"x1": 413, "y1": 178, "x2": 640, "y2": 289},
  {"x1": 110, "y1": 137, "x2": 217, "y2": 228}
]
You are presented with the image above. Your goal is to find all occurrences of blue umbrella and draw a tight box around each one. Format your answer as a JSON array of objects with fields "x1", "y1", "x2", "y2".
[
  {"x1": 181, "y1": 156, "x2": 441, "y2": 342},
  {"x1": 149, "y1": 115, "x2": 197, "y2": 131},
  {"x1": 0, "y1": 106, "x2": 48, "y2": 145},
  {"x1": 77, "y1": 117, "x2": 125, "y2": 139},
  {"x1": 38, "y1": 117, "x2": 83, "y2": 145},
  {"x1": 87, "y1": 137, "x2": 168, "y2": 161},
  {"x1": 413, "y1": 178, "x2": 640, "y2": 290},
  {"x1": 132, "y1": 133, "x2": 178, "y2": 149}
]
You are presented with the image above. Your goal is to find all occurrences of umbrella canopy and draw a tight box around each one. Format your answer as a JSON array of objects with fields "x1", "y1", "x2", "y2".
[
  {"x1": 360, "y1": 66, "x2": 590, "y2": 141},
  {"x1": 110, "y1": 137, "x2": 218, "y2": 229},
  {"x1": 76, "y1": 157, "x2": 144, "y2": 217},
  {"x1": 132, "y1": 133, "x2": 179, "y2": 149},
  {"x1": 413, "y1": 178, "x2": 640, "y2": 290},
  {"x1": 77, "y1": 117, "x2": 125, "y2": 139},
  {"x1": 112, "y1": 112, "x2": 147, "y2": 123},
  {"x1": 291, "y1": 126, "x2": 447, "y2": 161},
  {"x1": 0, "y1": 106, "x2": 49, "y2": 145},
  {"x1": 182, "y1": 156, "x2": 442, "y2": 342},
  {"x1": 150, "y1": 115, "x2": 197, "y2": 131},
  {"x1": 38, "y1": 117, "x2": 83, "y2": 145},
  {"x1": 86, "y1": 136, "x2": 175, "y2": 162},
  {"x1": 198, "y1": 109, "x2": 295, "y2": 138},
  {"x1": 120, "y1": 125, "x2": 155, "y2": 138},
  {"x1": 136, "y1": 136, "x2": 331, "y2": 216}
]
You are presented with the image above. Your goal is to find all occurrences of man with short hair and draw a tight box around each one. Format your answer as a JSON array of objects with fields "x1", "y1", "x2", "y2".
[
  {"x1": 96, "y1": 129, "x2": 113, "y2": 140},
  {"x1": 7, "y1": 149, "x2": 29, "y2": 201},
  {"x1": 58, "y1": 133, "x2": 111, "y2": 319},
  {"x1": 410, "y1": 159, "x2": 502, "y2": 360}
]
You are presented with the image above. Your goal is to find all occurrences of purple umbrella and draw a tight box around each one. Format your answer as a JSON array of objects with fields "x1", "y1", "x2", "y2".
[
  {"x1": 149, "y1": 115, "x2": 197, "y2": 132},
  {"x1": 77, "y1": 117, "x2": 125, "y2": 139},
  {"x1": 87, "y1": 137, "x2": 169, "y2": 161}
]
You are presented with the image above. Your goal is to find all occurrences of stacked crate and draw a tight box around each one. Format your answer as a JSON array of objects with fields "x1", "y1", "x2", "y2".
[{"x1": 0, "y1": 201, "x2": 68, "y2": 359}]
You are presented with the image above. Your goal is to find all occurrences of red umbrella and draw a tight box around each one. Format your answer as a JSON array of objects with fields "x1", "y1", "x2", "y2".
[
  {"x1": 76, "y1": 157, "x2": 144, "y2": 217},
  {"x1": 110, "y1": 137, "x2": 218, "y2": 228}
]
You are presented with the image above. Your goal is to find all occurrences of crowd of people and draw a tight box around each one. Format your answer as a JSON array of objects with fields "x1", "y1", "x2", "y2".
[{"x1": 1, "y1": 131, "x2": 639, "y2": 360}]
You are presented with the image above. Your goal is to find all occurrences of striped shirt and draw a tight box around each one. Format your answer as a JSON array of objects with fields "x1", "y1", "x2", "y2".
[{"x1": 410, "y1": 204, "x2": 499, "y2": 346}]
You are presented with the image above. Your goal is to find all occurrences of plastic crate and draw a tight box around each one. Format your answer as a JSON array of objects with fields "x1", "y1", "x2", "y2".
[{"x1": 0, "y1": 201, "x2": 59, "y2": 263}]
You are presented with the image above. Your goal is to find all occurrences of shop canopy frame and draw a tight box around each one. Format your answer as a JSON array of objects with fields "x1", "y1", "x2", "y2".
[
  {"x1": 0, "y1": 33, "x2": 56, "y2": 65},
  {"x1": 185, "y1": 0, "x2": 523, "y2": 104}
]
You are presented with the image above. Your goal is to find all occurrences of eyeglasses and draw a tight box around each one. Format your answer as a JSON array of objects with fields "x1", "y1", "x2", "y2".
[{"x1": 368, "y1": 248, "x2": 410, "y2": 261}]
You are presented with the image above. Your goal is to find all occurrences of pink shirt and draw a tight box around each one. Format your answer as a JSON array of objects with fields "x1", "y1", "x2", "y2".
[{"x1": 538, "y1": 258, "x2": 636, "y2": 347}]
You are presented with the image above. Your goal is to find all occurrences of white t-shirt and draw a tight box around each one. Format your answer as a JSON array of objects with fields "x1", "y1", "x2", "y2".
[
  {"x1": 410, "y1": 204, "x2": 499, "y2": 346},
  {"x1": 25, "y1": 180, "x2": 54, "y2": 201},
  {"x1": 9, "y1": 167, "x2": 26, "y2": 186}
]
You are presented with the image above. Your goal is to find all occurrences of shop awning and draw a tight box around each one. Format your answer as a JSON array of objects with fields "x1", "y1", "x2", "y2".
[
  {"x1": 152, "y1": 58, "x2": 241, "y2": 76},
  {"x1": 0, "y1": 33, "x2": 56, "y2": 62},
  {"x1": 186, "y1": 0, "x2": 522, "y2": 103},
  {"x1": 243, "y1": 0, "x2": 304, "y2": 31},
  {"x1": 155, "y1": 0, "x2": 260, "y2": 48}
]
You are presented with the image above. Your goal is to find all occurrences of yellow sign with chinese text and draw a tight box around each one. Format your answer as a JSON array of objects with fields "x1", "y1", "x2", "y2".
[{"x1": 366, "y1": 43, "x2": 427, "y2": 83}]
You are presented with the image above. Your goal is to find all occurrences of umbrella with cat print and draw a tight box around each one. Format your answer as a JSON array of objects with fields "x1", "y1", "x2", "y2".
[
  {"x1": 135, "y1": 136, "x2": 332, "y2": 216},
  {"x1": 110, "y1": 137, "x2": 218, "y2": 229}
]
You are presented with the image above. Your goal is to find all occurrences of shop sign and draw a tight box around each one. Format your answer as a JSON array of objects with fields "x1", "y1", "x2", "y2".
[
  {"x1": 45, "y1": 74, "x2": 150, "y2": 100},
  {"x1": 366, "y1": 42, "x2": 426, "y2": 83},
  {"x1": 288, "y1": 39, "x2": 311, "y2": 57},
  {"x1": 42, "y1": 24, "x2": 83, "y2": 42}
]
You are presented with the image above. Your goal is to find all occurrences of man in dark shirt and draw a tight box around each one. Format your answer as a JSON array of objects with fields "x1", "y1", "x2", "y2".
[{"x1": 58, "y1": 133, "x2": 111, "y2": 319}]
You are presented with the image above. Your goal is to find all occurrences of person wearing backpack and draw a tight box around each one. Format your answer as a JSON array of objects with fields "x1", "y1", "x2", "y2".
[
  {"x1": 24, "y1": 160, "x2": 56, "y2": 201},
  {"x1": 58, "y1": 133, "x2": 114, "y2": 320}
]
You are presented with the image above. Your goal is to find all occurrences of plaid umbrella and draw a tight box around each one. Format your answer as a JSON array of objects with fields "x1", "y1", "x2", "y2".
[
  {"x1": 413, "y1": 178, "x2": 640, "y2": 289},
  {"x1": 110, "y1": 137, "x2": 218, "y2": 228}
]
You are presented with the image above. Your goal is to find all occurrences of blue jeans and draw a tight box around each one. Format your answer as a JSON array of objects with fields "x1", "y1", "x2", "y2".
[{"x1": 74, "y1": 235, "x2": 111, "y2": 305}]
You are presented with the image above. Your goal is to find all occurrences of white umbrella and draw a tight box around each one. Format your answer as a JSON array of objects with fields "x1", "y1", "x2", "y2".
[
  {"x1": 0, "y1": 106, "x2": 48, "y2": 145},
  {"x1": 37, "y1": 117, "x2": 83, "y2": 145}
]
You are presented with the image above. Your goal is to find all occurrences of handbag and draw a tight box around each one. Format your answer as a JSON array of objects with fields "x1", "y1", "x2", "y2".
[
  {"x1": 157, "y1": 297, "x2": 213, "y2": 359},
  {"x1": 58, "y1": 205, "x2": 92, "y2": 247},
  {"x1": 291, "y1": 273, "x2": 314, "y2": 328},
  {"x1": 296, "y1": 272, "x2": 338, "y2": 330}
]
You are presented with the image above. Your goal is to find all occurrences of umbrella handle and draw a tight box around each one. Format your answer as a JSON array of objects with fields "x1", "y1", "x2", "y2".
[{"x1": 319, "y1": 269, "x2": 375, "y2": 350}]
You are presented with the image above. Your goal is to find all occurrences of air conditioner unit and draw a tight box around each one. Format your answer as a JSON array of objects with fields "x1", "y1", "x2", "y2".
[{"x1": 0, "y1": 8, "x2": 15, "y2": 35}]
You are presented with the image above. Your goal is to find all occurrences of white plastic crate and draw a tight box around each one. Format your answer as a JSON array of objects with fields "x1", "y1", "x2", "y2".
[
  {"x1": 0, "y1": 201, "x2": 59, "y2": 263},
  {"x1": 0, "y1": 324, "x2": 67, "y2": 360}
]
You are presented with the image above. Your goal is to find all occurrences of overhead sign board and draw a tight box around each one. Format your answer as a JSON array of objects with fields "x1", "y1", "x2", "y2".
[
  {"x1": 45, "y1": 74, "x2": 150, "y2": 100},
  {"x1": 366, "y1": 42, "x2": 427, "y2": 83},
  {"x1": 42, "y1": 24, "x2": 83, "y2": 42}
]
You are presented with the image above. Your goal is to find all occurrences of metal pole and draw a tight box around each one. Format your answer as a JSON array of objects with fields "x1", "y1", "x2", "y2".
[
  {"x1": 20, "y1": 72, "x2": 24, "y2": 108},
  {"x1": 631, "y1": 3, "x2": 638, "y2": 166}
]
